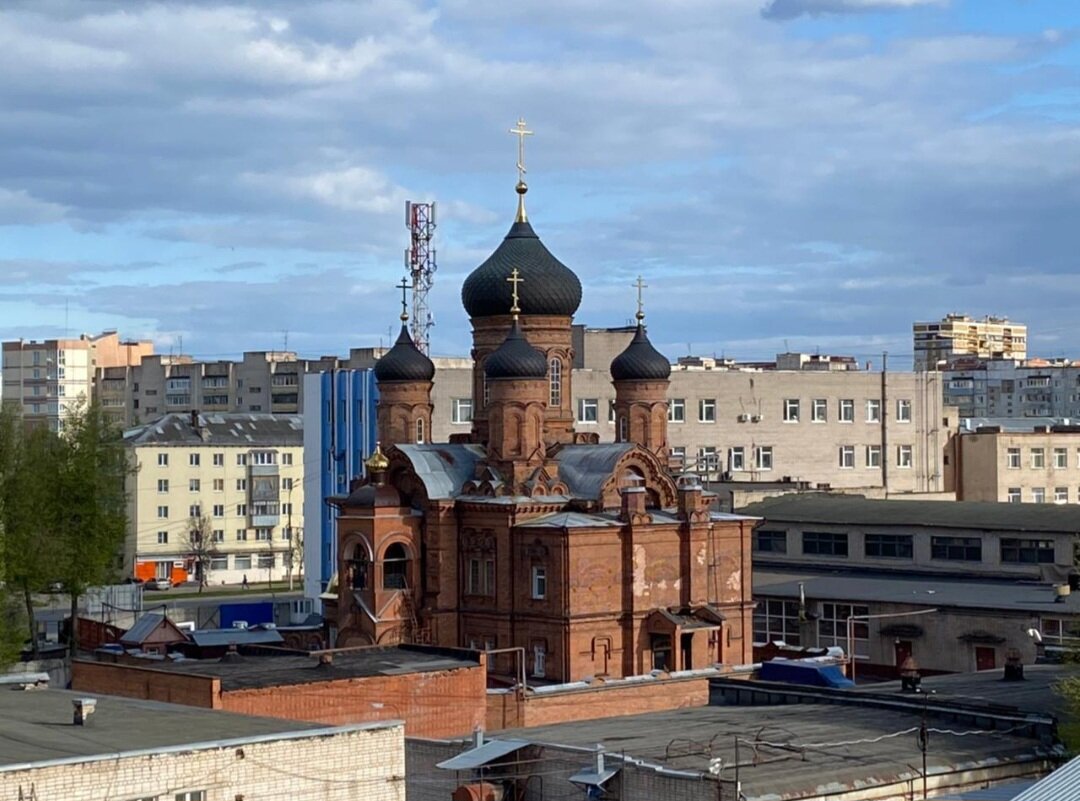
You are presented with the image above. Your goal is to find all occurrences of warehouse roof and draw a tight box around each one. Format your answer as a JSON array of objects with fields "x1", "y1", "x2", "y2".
[
  {"x1": 740, "y1": 494, "x2": 1080, "y2": 533},
  {"x1": 124, "y1": 412, "x2": 302, "y2": 447}
]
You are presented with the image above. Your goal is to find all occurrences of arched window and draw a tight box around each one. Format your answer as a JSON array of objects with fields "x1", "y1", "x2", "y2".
[
  {"x1": 349, "y1": 549, "x2": 369, "y2": 591},
  {"x1": 549, "y1": 358, "x2": 562, "y2": 406},
  {"x1": 383, "y1": 543, "x2": 409, "y2": 590},
  {"x1": 618, "y1": 415, "x2": 628, "y2": 442},
  {"x1": 416, "y1": 418, "x2": 425, "y2": 444}
]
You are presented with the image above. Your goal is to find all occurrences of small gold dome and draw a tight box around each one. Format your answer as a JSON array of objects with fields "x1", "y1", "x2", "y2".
[{"x1": 365, "y1": 442, "x2": 389, "y2": 473}]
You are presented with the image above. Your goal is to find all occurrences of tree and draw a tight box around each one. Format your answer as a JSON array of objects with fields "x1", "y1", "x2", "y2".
[{"x1": 185, "y1": 514, "x2": 219, "y2": 592}]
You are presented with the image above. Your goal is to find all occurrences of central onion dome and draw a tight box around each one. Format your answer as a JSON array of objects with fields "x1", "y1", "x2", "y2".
[
  {"x1": 611, "y1": 324, "x2": 671, "y2": 381},
  {"x1": 484, "y1": 319, "x2": 548, "y2": 379},
  {"x1": 462, "y1": 219, "x2": 582, "y2": 318},
  {"x1": 374, "y1": 326, "x2": 435, "y2": 382}
]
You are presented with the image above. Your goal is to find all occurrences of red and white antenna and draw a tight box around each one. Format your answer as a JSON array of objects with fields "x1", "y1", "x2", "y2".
[{"x1": 404, "y1": 200, "x2": 437, "y2": 355}]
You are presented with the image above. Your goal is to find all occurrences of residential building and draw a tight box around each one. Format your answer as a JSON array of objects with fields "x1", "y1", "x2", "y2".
[
  {"x1": 0, "y1": 686, "x2": 403, "y2": 801},
  {"x1": 124, "y1": 412, "x2": 304, "y2": 585},
  {"x1": 957, "y1": 423, "x2": 1080, "y2": 503},
  {"x1": 914, "y1": 313, "x2": 1027, "y2": 370},
  {"x1": 1, "y1": 330, "x2": 152, "y2": 430},
  {"x1": 943, "y1": 358, "x2": 1080, "y2": 418}
]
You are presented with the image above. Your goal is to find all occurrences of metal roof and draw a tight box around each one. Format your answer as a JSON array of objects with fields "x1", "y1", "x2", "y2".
[
  {"x1": 189, "y1": 628, "x2": 284, "y2": 648},
  {"x1": 120, "y1": 612, "x2": 186, "y2": 645},
  {"x1": 740, "y1": 494, "x2": 1080, "y2": 534},
  {"x1": 555, "y1": 443, "x2": 634, "y2": 500},
  {"x1": 396, "y1": 443, "x2": 486, "y2": 500},
  {"x1": 517, "y1": 511, "x2": 622, "y2": 529},
  {"x1": 937, "y1": 781, "x2": 1036, "y2": 800},
  {"x1": 124, "y1": 413, "x2": 302, "y2": 448},
  {"x1": 1011, "y1": 756, "x2": 1080, "y2": 801},
  {"x1": 436, "y1": 738, "x2": 531, "y2": 770}
]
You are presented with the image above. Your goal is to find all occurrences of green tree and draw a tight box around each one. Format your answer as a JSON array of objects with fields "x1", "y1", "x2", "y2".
[{"x1": 185, "y1": 514, "x2": 220, "y2": 592}]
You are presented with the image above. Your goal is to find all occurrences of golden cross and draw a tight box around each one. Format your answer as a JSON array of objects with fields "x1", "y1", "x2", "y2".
[
  {"x1": 507, "y1": 267, "x2": 524, "y2": 318},
  {"x1": 395, "y1": 276, "x2": 412, "y2": 322},
  {"x1": 634, "y1": 275, "x2": 648, "y2": 322},
  {"x1": 508, "y1": 117, "x2": 533, "y2": 184}
]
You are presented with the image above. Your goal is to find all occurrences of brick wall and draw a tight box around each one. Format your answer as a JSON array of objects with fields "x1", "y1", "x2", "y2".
[
  {"x1": 72, "y1": 660, "x2": 219, "y2": 708},
  {"x1": 0, "y1": 723, "x2": 404, "y2": 801}
]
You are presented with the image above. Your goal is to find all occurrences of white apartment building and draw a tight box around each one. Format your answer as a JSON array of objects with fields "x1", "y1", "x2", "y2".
[
  {"x1": 124, "y1": 412, "x2": 304, "y2": 585},
  {"x1": 1, "y1": 331, "x2": 152, "y2": 430},
  {"x1": 913, "y1": 313, "x2": 1027, "y2": 370}
]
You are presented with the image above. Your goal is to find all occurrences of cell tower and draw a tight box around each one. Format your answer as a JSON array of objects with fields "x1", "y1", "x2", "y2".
[{"x1": 404, "y1": 200, "x2": 437, "y2": 355}]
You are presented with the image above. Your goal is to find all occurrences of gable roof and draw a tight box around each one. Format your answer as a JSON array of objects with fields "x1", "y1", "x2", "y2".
[
  {"x1": 120, "y1": 612, "x2": 188, "y2": 646},
  {"x1": 395, "y1": 444, "x2": 487, "y2": 500},
  {"x1": 555, "y1": 443, "x2": 635, "y2": 500}
]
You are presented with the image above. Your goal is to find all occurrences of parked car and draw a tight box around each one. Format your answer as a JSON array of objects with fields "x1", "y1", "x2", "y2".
[{"x1": 146, "y1": 578, "x2": 172, "y2": 591}]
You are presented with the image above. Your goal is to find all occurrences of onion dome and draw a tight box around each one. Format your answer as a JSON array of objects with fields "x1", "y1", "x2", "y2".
[
  {"x1": 484, "y1": 319, "x2": 548, "y2": 379},
  {"x1": 462, "y1": 219, "x2": 582, "y2": 318},
  {"x1": 611, "y1": 324, "x2": 671, "y2": 381},
  {"x1": 374, "y1": 326, "x2": 435, "y2": 383}
]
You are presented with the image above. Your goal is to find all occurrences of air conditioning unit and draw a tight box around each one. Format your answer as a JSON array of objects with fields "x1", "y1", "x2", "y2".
[
  {"x1": 737, "y1": 413, "x2": 750, "y2": 423},
  {"x1": 751, "y1": 414, "x2": 762, "y2": 423}
]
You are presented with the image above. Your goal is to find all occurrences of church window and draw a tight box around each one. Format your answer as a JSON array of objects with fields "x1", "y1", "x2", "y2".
[
  {"x1": 549, "y1": 358, "x2": 562, "y2": 406},
  {"x1": 382, "y1": 543, "x2": 409, "y2": 590},
  {"x1": 416, "y1": 418, "x2": 425, "y2": 444},
  {"x1": 349, "y1": 549, "x2": 369, "y2": 590},
  {"x1": 483, "y1": 376, "x2": 490, "y2": 408},
  {"x1": 467, "y1": 557, "x2": 495, "y2": 596},
  {"x1": 618, "y1": 415, "x2": 628, "y2": 441},
  {"x1": 532, "y1": 641, "x2": 547, "y2": 678},
  {"x1": 531, "y1": 566, "x2": 547, "y2": 599}
]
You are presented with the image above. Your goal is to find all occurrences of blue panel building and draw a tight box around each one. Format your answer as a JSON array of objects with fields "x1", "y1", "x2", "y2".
[{"x1": 302, "y1": 369, "x2": 378, "y2": 605}]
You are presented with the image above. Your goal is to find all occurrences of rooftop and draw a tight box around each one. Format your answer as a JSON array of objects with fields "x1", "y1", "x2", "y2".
[
  {"x1": 740, "y1": 494, "x2": 1080, "y2": 534},
  {"x1": 131, "y1": 644, "x2": 480, "y2": 691},
  {"x1": 124, "y1": 412, "x2": 302, "y2": 447},
  {"x1": 0, "y1": 687, "x2": 392, "y2": 771}
]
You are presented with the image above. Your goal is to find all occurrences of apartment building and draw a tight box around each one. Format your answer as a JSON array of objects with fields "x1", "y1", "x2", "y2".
[
  {"x1": 957, "y1": 423, "x2": 1080, "y2": 503},
  {"x1": 1, "y1": 330, "x2": 152, "y2": 430},
  {"x1": 124, "y1": 412, "x2": 304, "y2": 585},
  {"x1": 943, "y1": 358, "x2": 1080, "y2": 418},
  {"x1": 913, "y1": 313, "x2": 1027, "y2": 370}
]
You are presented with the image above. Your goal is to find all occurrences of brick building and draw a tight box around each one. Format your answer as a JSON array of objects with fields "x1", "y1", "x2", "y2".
[{"x1": 326, "y1": 174, "x2": 757, "y2": 684}]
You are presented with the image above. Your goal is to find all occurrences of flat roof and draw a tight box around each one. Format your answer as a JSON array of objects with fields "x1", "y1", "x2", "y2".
[
  {"x1": 754, "y1": 568, "x2": 1080, "y2": 614},
  {"x1": 0, "y1": 688, "x2": 394, "y2": 771},
  {"x1": 132, "y1": 644, "x2": 480, "y2": 691},
  {"x1": 740, "y1": 494, "x2": 1080, "y2": 533}
]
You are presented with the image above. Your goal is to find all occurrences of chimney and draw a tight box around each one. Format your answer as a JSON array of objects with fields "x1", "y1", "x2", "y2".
[
  {"x1": 73, "y1": 698, "x2": 97, "y2": 726},
  {"x1": 676, "y1": 474, "x2": 704, "y2": 520},
  {"x1": 620, "y1": 486, "x2": 647, "y2": 522},
  {"x1": 317, "y1": 652, "x2": 334, "y2": 668},
  {"x1": 190, "y1": 409, "x2": 200, "y2": 429}
]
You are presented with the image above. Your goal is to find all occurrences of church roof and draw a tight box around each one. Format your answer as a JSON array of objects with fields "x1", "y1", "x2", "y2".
[
  {"x1": 461, "y1": 221, "x2": 582, "y2": 319},
  {"x1": 517, "y1": 511, "x2": 623, "y2": 529},
  {"x1": 611, "y1": 323, "x2": 671, "y2": 381},
  {"x1": 395, "y1": 443, "x2": 487, "y2": 500},
  {"x1": 484, "y1": 319, "x2": 548, "y2": 380},
  {"x1": 374, "y1": 325, "x2": 435, "y2": 383},
  {"x1": 555, "y1": 443, "x2": 635, "y2": 500}
]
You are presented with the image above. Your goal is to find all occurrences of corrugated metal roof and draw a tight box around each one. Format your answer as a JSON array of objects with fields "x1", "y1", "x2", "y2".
[
  {"x1": 396, "y1": 444, "x2": 486, "y2": 500},
  {"x1": 1011, "y1": 756, "x2": 1080, "y2": 801},
  {"x1": 937, "y1": 781, "x2": 1036, "y2": 801},
  {"x1": 436, "y1": 738, "x2": 531, "y2": 770},
  {"x1": 556, "y1": 443, "x2": 634, "y2": 500},
  {"x1": 120, "y1": 613, "x2": 171, "y2": 645},
  {"x1": 189, "y1": 628, "x2": 284, "y2": 647},
  {"x1": 517, "y1": 511, "x2": 622, "y2": 529}
]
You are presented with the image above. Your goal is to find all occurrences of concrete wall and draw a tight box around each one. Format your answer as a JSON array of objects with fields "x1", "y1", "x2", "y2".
[{"x1": 959, "y1": 428, "x2": 1080, "y2": 503}]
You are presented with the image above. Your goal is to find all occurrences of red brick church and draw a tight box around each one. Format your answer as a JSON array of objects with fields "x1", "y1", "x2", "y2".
[{"x1": 327, "y1": 144, "x2": 755, "y2": 683}]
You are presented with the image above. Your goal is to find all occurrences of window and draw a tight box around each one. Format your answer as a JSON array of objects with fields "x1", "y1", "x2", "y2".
[
  {"x1": 531, "y1": 566, "x2": 547, "y2": 599},
  {"x1": 802, "y1": 531, "x2": 848, "y2": 557},
  {"x1": 212, "y1": 529, "x2": 224, "y2": 543},
  {"x1": 157, "y1": 479, "x2": 169, "y2": 494},
  {"x1": 157, "y1": 452, "x2": 169, "y2": 467},
  {"x1": 839, "y1": 399, "x2": 854, "y2": 422},
  {"x1": 483, "y1": 376, "x2": 490, "y2": 408},
  {"x1": 189, "y1": 478, "x2": 200, "y2": 492},
  {"x1": 236, "y1": 453, "x2": 248, "y2": 466},
  {"x1": 698, "y1": 446, "x2": 718, "y2": 472},
  {"x1": 282, "y1": 502, "x2": 293, "y2": 515},
  {"x1": 282, "y1": 526, "x2": 293, "y2": 540},
  {"x1": 865, "y1": 445, "x2": 881, "y2": 468},
  {"x1": 234, "y1": 554, "x2": 252, "y2": 569},
  {"x1": 236, "y1": 529, "x2": 248, "y2": 541},
  {"x1": 866, "y1": 399, "x2": 881, "y2": 422},
  {"x1": 1032, "y1": 448, "x2": 1046, "y2": 468},
  {"x1": 896, "y1": 399, "x2": 910, "y2": 421},
  {"x1": 818, "y1": 603, "x2": 870, "y2": 658},
  {"x1": 251, "y1": 451, "x2": 277, "y2": 466},
  {"x1": 282, "y1": 452, "x2": 293, "y2": 466},
  {"x1": 1056, "y1": 487, "x2": 1069, "y2": 504},
  {"x1": 467, "y1": 557, "x2": 496, "y2": 596},
  {"x1": 753, "y1": 599, "x2": 801, "y2": 646},
  {"x1": 865, "y1": 534, "x2": 913, "y2": 559},
  {"x1": 416, "y1": 418, "x2": 425, "y2": 444},
  {"x1": 1007, "y1": 487, "x2": 1021, "y2": 503},
  {"x1": 210, "y1": 554, "x2": 227, "y2": 569},
  {"x1": 931, "y1": 536, "x2": 982, "y2": 561},
  {"x1": 532, "y1": 642, "x2": 547, "y2": 678},
  {"x1": 753, "y1": 529, "x2": 787, "y2": 554},
  {"x1": 1055, "y1": 448, "x2": 1068, "y2": 469},
  {"x1": 213, "y1": 478, "x2": 224, "y2": 492},
  {"x1": 577, "y1": 398, "x2": 599, "y2": 423},
  {"x1": 618, "y1": 414, "x2": 628, "y2": 441},
  {"x1": 1002, "y1": 538, "x2": 1055, "y2": 564},
  {"x1": 157, "y1": 505, "x2": 168, "y2": 519},
  {"x1": 699, "y1": 398, "x2": 717, "y2": 423},
  {"x1": 754, "y1": 446, "x2": 773, "y2": 471},
  {"x1": 213, "y1": 504, "x2": 224, "y2": 518},
  {"x1": 188, "y1": 504, "x2": 201, "y2": 518},
  {"x1": 1007, "y1": 448, "x2": 1021, "y2": 469},
  {"x1": 282, "y1": 477, "x2": 293, "y2": 490},
  {"x1": 608, "y1": 400, "x2": 617, "y2": 424},
  {"x1": 257, "y1": 553, "x2": 275, "y2": 569},
  {"x1": 213, "y1": 452, "x2": 224, "y2": 467},
  {"x1": 1032, "y1": 487, "x2": 1046, "y2": 503},
  {"x1": 838, "y1": 446, "x2": 854, "y2": 469},
  {"x1": 811, "y1": 398, "x2": 827, "y2": 422},
  {"x1": 730, "y1": 447, "x2": 745, "y2": 471},
  {"x1": 175, "y1": 793, "x2": 207, "y2": 801},
  {"x1": 783, "y1": 399, "x2": 800, "y2": 423},
  {"x1": 157, "y1": 531, "x2": 168, "y2": 544},
  {"x1": 897, "y1": 445, "x2": 913, "y2": 468},
  {"x1": 452, "y1": 398, "x2": 473, "y2": 424},
  {"x1": 549, "y1": 358, "x2": 562, "y2": 406},
  {"x1": 670, "y1": 446, "x2": 686, "y2": 469},
  {"x1": 236, "y1": 479, "x2": 247, "y2": 491},
  {"x1": 189, "y1": 453, "x2": 200, "y2": 467},
  {"x1": 668, "y1": 398, "x2": 686, "y2": 423},
  {"x1": 236, "y1": 504, "x2": 247, "y2": 516}
]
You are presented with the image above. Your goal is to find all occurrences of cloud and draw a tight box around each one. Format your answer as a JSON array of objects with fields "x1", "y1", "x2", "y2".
[{"x1": 762, "y1": 0, "x2": 947, "y2": 20}]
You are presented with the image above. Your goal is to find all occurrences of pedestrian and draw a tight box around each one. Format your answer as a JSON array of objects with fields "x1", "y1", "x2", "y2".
[{"x1": 242, "y1": 574, "x2": 249, "y2": 590}]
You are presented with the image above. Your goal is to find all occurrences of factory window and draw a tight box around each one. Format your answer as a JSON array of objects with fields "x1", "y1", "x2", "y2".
[
  {"x1": 865, "y1": 534, "x2": 912, "y2": 559},
  {"x1": 729, "y1": 447, "x2": 745, "y2": 471},
  {"x1": 1055, "y1": 448, "x2": 1068, "y2": 469},
  {"x1": 838, "y1": 446, "x2": 855, "y2": 469},
  {"x1": 753, "y1": 529, "x2": 787, "y2": 554},
  {"x1": 698, "y1": 446, "x2": 719, "y2": 473},
  {"x1": 577, "y1": 398, "x2": 599, "y2": 424},
  {"x1": 897, "y1": 445, "x2": 913, "y2": 468},
  {"x1": 802, "y1": 531, "x2": 848, "y2": 557},
  {"x1": 865, "y1": 445, "x2": 881, "y2": 468},
  {"x1": 752, "y1": 599, "x2": 801, "y2": 646},
  {"x1": 818, "y1": 603, "x2": 870, "y2": 658},
  {"x1": 754, "y1": 446, "x2": 773, "y2": 471},
  {"x1": 839, "y1": 399, "x2": 854, "y2": 422},
  {"x1": 1001, "y1": 538, "x2": 1055, "y2": 565},
  {"x1": 931, "y1": 536, "x2": 982, "y2": 562},
  {"x1": 1031, "y1": 448, "x2": 1046, "y2": 468},
  {"x1": 866, "y1": 399, "x2": 881, "y2": 423},
  {"x1": 700, "y1": 398, "x2": 717, "y2": 423}
]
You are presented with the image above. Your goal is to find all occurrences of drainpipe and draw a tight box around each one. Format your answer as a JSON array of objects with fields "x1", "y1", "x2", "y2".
[{"x1": 881, "y1": 352, "x2": 889, "y2": 496}]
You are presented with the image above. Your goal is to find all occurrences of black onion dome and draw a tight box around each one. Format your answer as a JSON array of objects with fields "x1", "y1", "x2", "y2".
[
  {"x1": 462, "y1": 221, "x2": 582, "y2": 318},
  {"x1": 611, "y1": 324, "x2": 671, "y2": 381},
  {"x1": 484, "y1": 319, "x2": 548, "y2": 379},
  {"x1": 374, "y1": 326, "x2": 435, "y2": 382}
]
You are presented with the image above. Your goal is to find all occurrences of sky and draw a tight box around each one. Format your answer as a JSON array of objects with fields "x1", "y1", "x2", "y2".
[{"x1": 3, "y1": 0, "x2": 1080, "y2": 369}]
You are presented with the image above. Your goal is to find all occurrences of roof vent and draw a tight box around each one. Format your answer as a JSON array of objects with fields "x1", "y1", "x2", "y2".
[{"x1": 73, "y1": 698, "x2": 97, "y2": 726}]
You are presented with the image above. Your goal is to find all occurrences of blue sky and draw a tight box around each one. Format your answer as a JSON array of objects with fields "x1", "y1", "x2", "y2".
[{"x1": 3, "y1": 0, "x2": 1080, "y2": 367}]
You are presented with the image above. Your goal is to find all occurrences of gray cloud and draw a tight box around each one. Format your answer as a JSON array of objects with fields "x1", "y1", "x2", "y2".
[{"x1": 762, "y1": 0, "x2": 947, "y2": 20}]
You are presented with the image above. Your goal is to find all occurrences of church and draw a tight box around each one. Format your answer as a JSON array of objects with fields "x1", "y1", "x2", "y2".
[{"x1": 325, "y1": 126, "x2": 755, "y2": 684}]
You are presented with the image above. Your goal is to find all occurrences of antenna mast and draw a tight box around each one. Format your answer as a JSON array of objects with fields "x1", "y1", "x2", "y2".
[{"x1": 404, "y1": 200, "x2": 437, "y2": 355}]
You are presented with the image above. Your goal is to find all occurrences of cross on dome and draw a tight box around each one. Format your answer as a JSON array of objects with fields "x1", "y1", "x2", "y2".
[
  {"x1": 634, "y1": 275, "x2": 648, "y2": 323},
  {"x1": 507, "y1": 267, "x2": 524, "y2": 319},
  {"x1": 396, "y1": 276, "x2": 413, "y2": 323}
]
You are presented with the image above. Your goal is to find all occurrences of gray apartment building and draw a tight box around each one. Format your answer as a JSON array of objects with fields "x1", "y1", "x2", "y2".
[{"x1": 943, "y1": 358, "x2": 1080, "y2": 419}]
